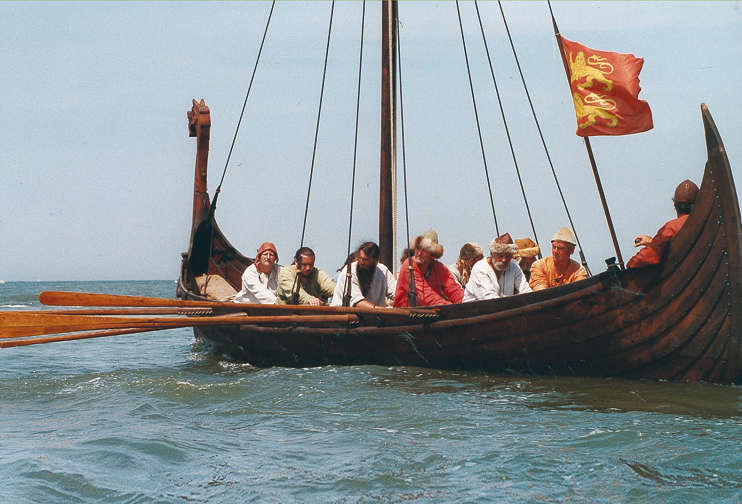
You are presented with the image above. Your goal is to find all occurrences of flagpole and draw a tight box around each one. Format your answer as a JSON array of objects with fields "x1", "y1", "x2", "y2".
[
  {"x1": 581, "y1": 136, "x2": 625, "y2": 269},
  {"x1": 548, "y1": 3, "x2": 625, "y2": 270}
]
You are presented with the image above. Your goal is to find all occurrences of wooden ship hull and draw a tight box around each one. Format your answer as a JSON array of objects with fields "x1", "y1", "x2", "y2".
[{"x1": 177, "y1": 100, "x2": 742, "y2": 385}]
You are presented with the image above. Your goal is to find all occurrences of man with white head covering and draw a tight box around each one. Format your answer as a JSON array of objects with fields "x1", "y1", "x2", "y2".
[
  {"x1": 529, "y1": 228, "x2": 587, "y2": 291},
  {"x1": 394, "y1": 229, "x2": 464, "y2": 307},
  {"x1": 234, "y1": 242, "x2": 282, "y2": 304},
  {"x1": 463, "y1": 233, "x2": 532, "y2": 301}
]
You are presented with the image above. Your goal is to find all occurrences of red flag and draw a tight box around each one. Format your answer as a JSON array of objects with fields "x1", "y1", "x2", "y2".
[{"x1": 562, "y1": 37, "x2": 653, "y2": 137}]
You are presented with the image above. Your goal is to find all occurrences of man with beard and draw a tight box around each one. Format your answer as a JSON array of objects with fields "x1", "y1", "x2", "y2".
[
  {"x1": 275, "y1": 247, "x2": 336, "y2": 306},
  {"x1": 330, "y1": 242, "x2": 396, "y2": 308},
  {"x1": 463, "y1": 233, "x2": 532, "y2": 301},
  {"x1": 394, "y1": 229, "x2": 464, "y2": 307},
  {"x1": 234, "y1": 242, "x2": 282, "y2": 304}
]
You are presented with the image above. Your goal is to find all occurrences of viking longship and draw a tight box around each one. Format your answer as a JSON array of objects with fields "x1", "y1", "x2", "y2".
[{"x1": 174, "y1": 3, "x2": 742, "y2": 384}]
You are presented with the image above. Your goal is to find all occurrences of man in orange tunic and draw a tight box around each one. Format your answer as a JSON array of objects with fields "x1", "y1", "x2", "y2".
[
  {"x1": 627, "y1": 179, "x2": 699, "y2": 268},
  {"x1": 529, "y1": 227, "x2": 587, "y2": 290}
]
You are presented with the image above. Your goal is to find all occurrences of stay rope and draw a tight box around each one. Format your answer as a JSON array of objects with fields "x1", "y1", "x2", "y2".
[
  {"x1": 290, "y1": 2, "x2": 336, "y2": 304},
  {"x1": 397, "y1": 19, "x2": 411, "y2": 257},
  {"x1": 200, "y1": 1, "x2": 274, "y2": 293},
  {"x1": 342, "y1": 2, "x2": 367, "y2": 307},
  {"x1": 455, "y1": 1, "x2": 500, "y2": 237},
  {"x1": 300, "y1": 1, "x2": 336, "y2": 247},
  {"x1": 211, "y1": 1, "x2": 275, "y2": 215},
  {"x1": 497, "y1": 1, "x2": 590, "y2": 274},
  {"x1": 396, "y1": 16, "x2": 416, "y2": 307}
]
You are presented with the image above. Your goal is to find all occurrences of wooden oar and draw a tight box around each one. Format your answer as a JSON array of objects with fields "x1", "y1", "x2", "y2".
[
  {"x1": 30, "y1": 307, "x2": 215, "y2": 316},
  {"x1": 0, "y1": 312, "x2": 360, "y2": 340},
  {"x1": 39, "y1": 291, "x2": 244, "y2": 309},
  {"x1": 38, "y1": 290, "x2": 426, "y2": 318},
  {"x1": 0, "y1": 290, "x2": 439, "y2": 348},
  {"x1": 0, "y1": 327, "x2": 164, "y2": 348}
]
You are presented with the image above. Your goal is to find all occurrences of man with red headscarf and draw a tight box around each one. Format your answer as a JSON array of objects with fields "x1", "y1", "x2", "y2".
[
  {"x1": 627, "y1": 180, "x2": 699, "y2": 268},
  {"x1": 234, "y1": 242, "x2": 282, "y2": 304}
]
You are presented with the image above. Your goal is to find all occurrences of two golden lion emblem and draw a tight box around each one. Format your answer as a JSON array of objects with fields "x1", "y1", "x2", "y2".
[{"x1": 569, "y1": 51, "x2": 619, "y2": 129}]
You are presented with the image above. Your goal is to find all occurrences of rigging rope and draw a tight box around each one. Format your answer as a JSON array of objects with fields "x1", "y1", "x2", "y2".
[
  {"x1": 396, "y1": 15, "x2": 416, "y2": 306},
  {"x1": 291, "y1": 2, "x2": 336, "y2": 304},
  {"x1": 397, "y1": 20, "x2": 411, "y2": 256},
  {"x1": 300, "y1": 1, "x2": 336, "y2": 247},
  {"x1": 200, "y1": 1, "x2": 274, "y2": 293},
  {"x1": 389, "y1": 11, "x2": 399, "y2": 278},
  {"x1": 342, "y1": 2, "x2": 367, "y2": 307},
  {"x1": 498, "y1": 1, "x2": 591, "y2": 275},
  {"x1": 472, "y1": 1, "x2": 540, "y2": 247},
  {"x1": 212, "y1": 1, "x2": 275, "y2": 214},
  {"x1": 455, "y1": 1, "x2": 500, "y2": 237}
]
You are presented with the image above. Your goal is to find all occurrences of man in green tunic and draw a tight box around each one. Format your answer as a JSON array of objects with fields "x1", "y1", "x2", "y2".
[{"x1": 275, "y1": 247, "x2": 336, "y2": 305}]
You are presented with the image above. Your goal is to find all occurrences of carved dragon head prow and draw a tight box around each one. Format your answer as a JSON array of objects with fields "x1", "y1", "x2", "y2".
[{"x1": 188, "y1": 99, "x2": 210, "y2": 138}]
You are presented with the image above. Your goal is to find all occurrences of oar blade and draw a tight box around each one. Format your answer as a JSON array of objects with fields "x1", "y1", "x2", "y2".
[{"x1": 0, "y1": 311, "x2": 234, "y2": 339}]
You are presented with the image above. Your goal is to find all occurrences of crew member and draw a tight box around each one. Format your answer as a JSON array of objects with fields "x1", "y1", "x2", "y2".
[
  {"x1": 394, "y1": 230, "x2": 464, "y2": 307},
  {"x1": 463, "y1": 233, "x2": 532, "y2": 301},
  {"x1": 331, "y1": 242, "x2": 396, "y2": 308},
  {"x1": 529, "y1": 228, "x2": 587, "y2": 290},
  {"x1": 275, "y1": 247, "x2": 336, "y2": 305},
  {"x1": 234, "y1": 242, "x2": 282, "y2": 304},
  {"x1": 448, "y1": 242, "x2": 484, "y2": 288},
  {"x1": 513, "y1": 237, "x2": 540, "y2": 282},
  {"x1": 627, "y1": 179, "x2": 699, "y2": 268}
]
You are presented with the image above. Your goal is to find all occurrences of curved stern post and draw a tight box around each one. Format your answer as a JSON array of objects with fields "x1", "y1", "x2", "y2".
[{"x1": 702, "y1": 104, "x2": 742, "y2": 383}]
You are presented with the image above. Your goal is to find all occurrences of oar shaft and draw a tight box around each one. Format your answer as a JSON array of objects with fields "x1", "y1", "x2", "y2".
[
  {"x1": 39, "y1": 291, "x2": 418, "y2": 317},
  {"x1": 0, "y1": 327, "x2": 163, "y2": 348},
  {"x1": 40, "y1": 291, "x2": 234, "y2": 308},
  {"x1": 35, "y1": 308, "x2": 213, "y2": 316},
  {"x1": 0, "y1": 312, "x2": 360, "y2": 339}
]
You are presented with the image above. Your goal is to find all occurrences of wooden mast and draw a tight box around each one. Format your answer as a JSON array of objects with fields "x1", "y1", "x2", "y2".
[{"x1": 379, "y1": 1, "x2": 397, "y2": 270}]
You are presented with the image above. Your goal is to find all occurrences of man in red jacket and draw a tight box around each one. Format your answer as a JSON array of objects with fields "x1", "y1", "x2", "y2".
[
  {"x1": 394, "y1": 230, "x2": 464, "y2": 307},
  {"x1": 627, "y1": 179, "x2": 699, "y2": 268}
]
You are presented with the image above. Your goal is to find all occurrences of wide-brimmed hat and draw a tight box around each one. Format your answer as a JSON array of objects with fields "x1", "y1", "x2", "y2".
[
  {"x1": 551, "y1": 227, "x2": 576, "y2": 246},
  {"x1": 514, "y1": 237, "x2": 540, "y2": 258},
  {"x1": 489, "y1": 233, "x2": 518, "y2": 255},
  {"x1": 256, "y1": 242, "x2": 278, "y2": 261},
  {"x1": 410, "y1": 229, "x2": 444, "y2": 259}
]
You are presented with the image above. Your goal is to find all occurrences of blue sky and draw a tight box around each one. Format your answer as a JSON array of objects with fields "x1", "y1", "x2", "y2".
[{"x1": 1, "y1": 1, "x2": 741, "y2": 281}]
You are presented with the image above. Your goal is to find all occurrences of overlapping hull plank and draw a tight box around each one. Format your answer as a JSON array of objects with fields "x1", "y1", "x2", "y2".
[{"x1": 178, "y1": 102, "x2": 742, "y2": 384}]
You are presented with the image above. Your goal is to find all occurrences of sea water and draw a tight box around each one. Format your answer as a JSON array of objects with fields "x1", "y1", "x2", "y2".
[{"x1": 1, "y1": 281, "x2": 741, "y2": 503}]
